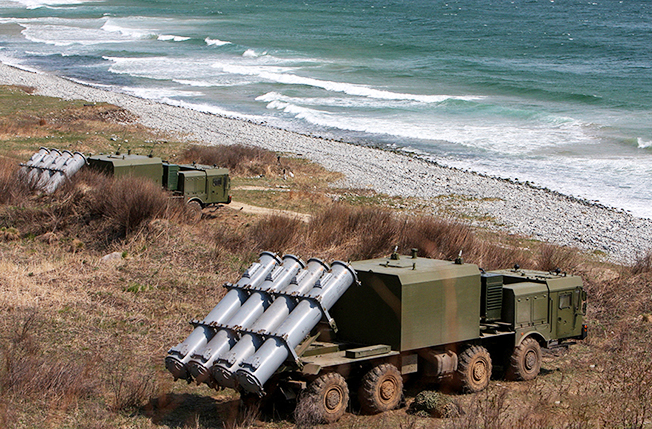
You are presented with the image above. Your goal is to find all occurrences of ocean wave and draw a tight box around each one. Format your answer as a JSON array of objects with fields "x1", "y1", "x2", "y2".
[
  {"x1": 121, "y1": 86, "x2": 205, "y2": 100},
  {"x1": 104, "y1": 56, "x2": 251, "y2": 87},
  {"x1": 101, "y1": 19, "x2": 152, "y2": 40},
  {"x1": 8, "y1": 0, "x2": 94, "y2": 10},
  {"x1": 263, "y1": 97, "x2": 593, "y2": 155},
  {"x1": 243, "y1": 49, "x2": 267, "y2": 58},
  {"x1": 256, "y1": 91, "x2": 435, "y2": 109},
  {"x1": 638, "y1": 138, "x2": 652, "y2": 149},
  {"x1": 22, "y1": 22, "x2": 135, "y2": 46},
  {"x1": 152, "y1": 97, "x2": 256, "y2": 121},
  {"x1": 205, "y1": 37, "x2": 231, "y2": 46},
  {"x1": 157, "y1": 34, "x2": 191, "y2": 42},
  {"x1": 213, "y1": 62, "x2": 483, "y2": 103}
]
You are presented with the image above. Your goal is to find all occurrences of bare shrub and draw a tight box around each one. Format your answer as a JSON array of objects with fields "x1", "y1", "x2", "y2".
[
  {"x1": 597, "y1": 328, "x2": 652, "y2": 429},
  {"x1": 223, "y1": 395, "x2": 262, "y2": 429},
  {"x1": 94, "y1": 176, "x2": 171, "y2": 238},
  {"x1": 304, "y1": 204, "x2": 399, "y2": 259},
  {"x1": 397, "y1": 216, "x2": 476, "y2": 261},
  {"x1": 104, "y1": 355, "x2": 157, "y2": 413},
  {"x1": 249, "y1": 214, "x2": 304, "y2": 254},
  {"x1": 408, "y1": 390, "x2": 460, "y2": 418},
  {"x1": 446, "y1": 388, "x2": 510, "y2": 429},
  {"x1": 293, "y1": 392, "x2": 322, "y2": 428},
  {"x1": 631, "y1": 250, "x2": 652, "y2": 275},
  {"x1": 536, "y1": 243, "x2": 580, "y2": 272},
  {"x1": 212, "y1": 225, "x2": 255, "y2": 255},
  {"x1": 182, "y1": 144, "x2": 277, "y2": 176},
  {"x1": 349, "y1": 206, "x2": 399, "y2": 260},
  {"x1": 0, "y1": 157, "x2": 31, "y2": 206},
  {"x1": 472, "y1": 242, "x2": 531, "y2": 271}
]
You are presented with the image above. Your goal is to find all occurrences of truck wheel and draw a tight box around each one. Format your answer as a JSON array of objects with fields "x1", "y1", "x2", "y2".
[
  {"x1": 359, "y1": 363, "x2": 403, "y2": 414},
  {"x1": 456, "y1": 346, "x2": 492, "y2": 393},
  {"x1": 506, "y1": 337, "x2": 541, "y2": 381},
  {"x1": 187, "y1": 200, "x2": 202, "y2": 222},
  {"x1": 295, "y1": 372, "x2": 349, "y2": 424}
]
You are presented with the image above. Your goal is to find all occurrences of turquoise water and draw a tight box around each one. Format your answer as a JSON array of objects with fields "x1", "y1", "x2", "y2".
[{"x1": 1, "y1": 0, "x2": 651, "y2": 217}]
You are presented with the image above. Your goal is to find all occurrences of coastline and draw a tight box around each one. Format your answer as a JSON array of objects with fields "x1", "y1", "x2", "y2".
[{"x1": 1, "y1": 62, "x2": 650, "y2": 263}]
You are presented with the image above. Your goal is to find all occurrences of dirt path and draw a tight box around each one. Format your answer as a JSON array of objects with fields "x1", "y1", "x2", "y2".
[{"x1": 225, "y1": 200, "x2": 311, "y2": 223}]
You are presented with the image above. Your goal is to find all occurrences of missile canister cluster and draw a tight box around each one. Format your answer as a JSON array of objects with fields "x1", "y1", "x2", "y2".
[
  {"x1": 166, "y1": 253, "x2": 357, "y2": 394},
  {"x1": 19, "y1": 147, "x2": 86, "y2": 193},
  {"x1": 187, "y1": 254, "x2": 305, "y2": 385},
  {"x1": 165, "y1": 251, "x2": 281, "y2": 380}
]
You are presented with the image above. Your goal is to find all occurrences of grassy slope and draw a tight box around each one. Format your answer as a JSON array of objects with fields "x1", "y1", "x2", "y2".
[{"x1": 1, "y1": 85, "x2": 651, "y2": 429}]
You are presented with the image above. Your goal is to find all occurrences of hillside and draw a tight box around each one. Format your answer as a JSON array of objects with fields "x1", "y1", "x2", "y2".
[{"x1": 1, "y1": 85, "x2": 651, "y2": 429}]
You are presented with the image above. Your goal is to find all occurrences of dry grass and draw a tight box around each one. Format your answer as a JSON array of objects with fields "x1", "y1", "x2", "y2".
[
  {"x1": 632, "y1": 249, "x2": 652, "y2": 275},
  {"x1": 182, "y1": 144, "x2": 278, "y2": 176},
  {"x1": 0, "y1": 157, "x2": 31, "y2": 205},
  {"x1": 2, "y1": 87, "x2": 652, "y2": 429},
  {"x1": 226, "y1": 204, "x2": 536, "y2": 272}
]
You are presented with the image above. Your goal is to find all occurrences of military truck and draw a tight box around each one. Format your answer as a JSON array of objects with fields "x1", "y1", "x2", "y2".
[
  {"x1": 20, "y1": 148, "x2": 231, "y2": 206},
  {"x1": 166, "y1": 250, "x2": 587, "y2": 423},
  {"x1": 88, "y1": 153, "x2": 231, "y2": 207}
]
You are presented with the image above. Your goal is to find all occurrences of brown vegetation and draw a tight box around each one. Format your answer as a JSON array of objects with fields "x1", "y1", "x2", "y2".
[
  {"x1": 182, "y1": 144, "x2": 278, "y2": 176},
  {"x1": 2, "y1": 91, "x2": 652, "y2": 428}
]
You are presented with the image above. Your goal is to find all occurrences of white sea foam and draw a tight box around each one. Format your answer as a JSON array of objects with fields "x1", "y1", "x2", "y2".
[
  {"x1": 205, "y1": 37, "x2": 231, "y2": 46},
  {"x1": 638, "y1": 137, "x2": 652, "y2": 149},
  {"x1": 104, "y1": 56, "x2": 248, "y2": 87},
  {"x1": 22, "y1": 22, "x2": 135, "y2": 46},
  {"x1": 214, "y1": 62, "x2": 483, "y2": 103},
  {"x1": 101, "y1": 19, "x2": 151, "y2": 39},
  {"x1": 243, "y1": 49, "x2": 267, "y2": 58},
  {"x1": 154, "y1": 97, "x2": 257, "y2": 120},
  {"x1": 257, "y1": 91, "x2": 436, "y2": 108},
  {"x1": 260, "y1": 93, "x2": 593, "y2": 155},
  {"x1": 7, "y1": 0, "x2": 94, "y2": 10},
  {"x1": 121, "y1": 86, "x2": 205, "y2": 100},
  {"x1": 157, "y1": 35, "x2": 191, "y2": 42}
]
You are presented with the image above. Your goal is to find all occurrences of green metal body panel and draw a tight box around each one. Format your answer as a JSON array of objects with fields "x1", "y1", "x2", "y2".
[
  {"x1": 481, "y1": 273, "x2": 503, "y2": 322},
  {"x1": 178, "y1": 170, "x2": 207, "y2": 202},
  {"x1": 204, "y1": 167, "x2": 230, "y2": 204},
  {"x1": 331, "y1": 256, "x2": 481, "y2": 352},
  {"x1": 502, "y1": 282, "x2": 551, "y2": 341},
  {"x1": 162, "y1": 163, "x2": 179, "y2": 191},
  {"x1": 177, "y1": 164, "x2": 230, "y2": 204},
  {"x1": 87, "y1": 154, "x2": 163, "y2": 186},
  {"x1": 496, "y1": 268, "x2": 585, "y2": 342}
]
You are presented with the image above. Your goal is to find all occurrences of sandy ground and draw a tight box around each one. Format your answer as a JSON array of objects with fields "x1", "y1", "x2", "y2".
[
  {"x1": 1, "y1": 63, "x2": 651, "y2": 263},
  {"x1": 227, "y1": 200, "x2": 311, "y2": 223}
]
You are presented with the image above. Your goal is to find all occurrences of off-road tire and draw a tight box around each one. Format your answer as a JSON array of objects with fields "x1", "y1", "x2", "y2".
[
  {"x1": 358, "y1": 363, "x2": 403, "y2": 414},
  {"x1": 187, "y1": 200, "x2": 203, "y2": 222},
  {"x1": 506, "y1": 337, "x2": 542, "y2": 381},
  {"x1": 455, "y1": 345, "x2": 492, "y2": 393},
  {"x1": 295, "y1": 372, "x2": 349, "y2": 424}
]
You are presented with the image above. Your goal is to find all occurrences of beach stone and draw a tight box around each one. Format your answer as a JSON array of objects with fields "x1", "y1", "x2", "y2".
[{"x1": 100, "y1": 252, "x2": 123, "y2": 263}]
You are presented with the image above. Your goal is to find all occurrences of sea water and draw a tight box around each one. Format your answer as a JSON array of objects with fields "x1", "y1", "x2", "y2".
[{"x1": 0, "y1": 0, "x2": 650, "y2": 217}]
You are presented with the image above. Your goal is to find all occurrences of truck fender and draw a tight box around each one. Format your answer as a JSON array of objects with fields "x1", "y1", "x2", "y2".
[
  {"x1": 187, "y1": 198, "x2": 204, "y2": 208},
  {"x1": 516, "y1": 332, "x2": 546, "y2": 348}
]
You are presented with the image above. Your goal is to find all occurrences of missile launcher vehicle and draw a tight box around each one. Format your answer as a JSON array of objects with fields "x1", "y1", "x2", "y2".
[
  {"x1": 167, "y1": 250, "x2": 587, "y2": 423},
  {"x1": 20, "y1": 148, "x2": 231, "y2": 207}
]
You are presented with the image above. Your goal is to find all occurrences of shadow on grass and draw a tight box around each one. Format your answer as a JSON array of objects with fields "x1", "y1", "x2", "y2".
[{"x1": 141, "y1": 392, "x2": 239, "y2": 428}]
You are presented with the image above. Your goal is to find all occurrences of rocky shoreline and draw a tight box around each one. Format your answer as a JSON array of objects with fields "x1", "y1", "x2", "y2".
[{"x1": 1, "y1": 62, "x2": 650, "y2": 263}]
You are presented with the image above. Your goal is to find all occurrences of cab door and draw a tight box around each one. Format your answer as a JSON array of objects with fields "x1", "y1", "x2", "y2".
[{"x1": 556, "y1": 291, "x2": 575, "y2": 338}]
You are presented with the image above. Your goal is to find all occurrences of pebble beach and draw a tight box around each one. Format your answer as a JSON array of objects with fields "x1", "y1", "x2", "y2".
[{"x1": 2, "y1": 63, "x2": 651, "y2": 263}]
